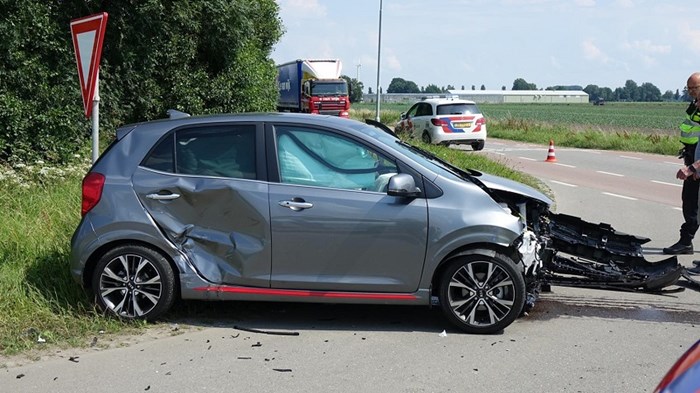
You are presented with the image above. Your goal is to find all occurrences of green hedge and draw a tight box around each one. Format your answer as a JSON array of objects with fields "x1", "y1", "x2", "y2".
[{"x1": 0, "y1": 0, "x2": 282, "y2": 164}]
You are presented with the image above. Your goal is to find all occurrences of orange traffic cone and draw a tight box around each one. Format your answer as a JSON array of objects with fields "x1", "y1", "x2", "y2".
[{"x1": 545, "y1": 139, "x2": 557, "y2": 162}]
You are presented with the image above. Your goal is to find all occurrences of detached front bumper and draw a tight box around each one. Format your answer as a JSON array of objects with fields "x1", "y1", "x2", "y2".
[{"x1": 542, "y1": 213, "x2": 683, "y2": 292}]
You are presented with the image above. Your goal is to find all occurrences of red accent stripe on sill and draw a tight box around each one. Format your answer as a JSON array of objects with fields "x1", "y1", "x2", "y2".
[{"x1": 194, "y1": 285, "x2": 418, "y2": 300}]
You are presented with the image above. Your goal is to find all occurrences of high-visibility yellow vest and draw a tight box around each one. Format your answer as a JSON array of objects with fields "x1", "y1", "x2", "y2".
[{"x1": 680, "y1": 101, "x2": 700, "y2": 145}]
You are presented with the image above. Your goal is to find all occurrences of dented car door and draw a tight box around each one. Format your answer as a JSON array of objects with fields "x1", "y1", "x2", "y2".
[{"x1": 133, "y1": 123, "x2": 272, "y2": 287}]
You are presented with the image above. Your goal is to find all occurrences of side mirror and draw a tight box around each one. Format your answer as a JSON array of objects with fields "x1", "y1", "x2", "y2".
[
  {"x1": 400, "y1": 112, "x2": 407, "y2": 120},
  {"x1": 387, "y1": 173, "x2": 421, "y2": 197}
]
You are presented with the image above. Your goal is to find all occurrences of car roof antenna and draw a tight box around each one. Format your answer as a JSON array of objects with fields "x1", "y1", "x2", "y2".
[{"x1": 167, "y1": 109, "x2": 191, "y2": 119}]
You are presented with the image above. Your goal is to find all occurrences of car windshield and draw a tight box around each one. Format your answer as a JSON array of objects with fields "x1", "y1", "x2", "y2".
[
  {"x1": 311, "y1": 81, "x2": 348, "y2": 96},
  {"x1": 436, "y1": 103, "x2": 480, "y2": 115},
  {"x1": 351, "y1": 122, "x2": 464, "y2": 181}
]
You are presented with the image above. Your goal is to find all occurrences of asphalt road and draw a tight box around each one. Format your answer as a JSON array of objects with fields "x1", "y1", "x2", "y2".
[{"x1": 2, "y1": 139, "x2": 699, "y2": 393}]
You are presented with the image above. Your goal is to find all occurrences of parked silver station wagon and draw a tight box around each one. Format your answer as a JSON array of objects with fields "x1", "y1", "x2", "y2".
[{"x1": 70, "y1": 111, "x2": 554, "y2": 334}]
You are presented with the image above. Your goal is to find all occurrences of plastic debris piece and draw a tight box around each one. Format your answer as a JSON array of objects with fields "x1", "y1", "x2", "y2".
[
  {"x1": 439, "y1": 330, "x2": 447, "y2": 337},
  {"x1": 16, "y1": 374, "x2": 25, "y2": 379},
  {"x1": 69, "y1": 356, "x2": 79, "y2": 363},
  {"x1": 252, "y1": 342, "x2": 262, "y2": 347},
  {"x1": 37, "y1": 335, "x2": 46, "y2": 343},
  {"x1": 273, "y1": 368, "x2": 293, "y2": 372},
  {"x1": 234, "y1": 325, "x2": 300, "y2": 336}
]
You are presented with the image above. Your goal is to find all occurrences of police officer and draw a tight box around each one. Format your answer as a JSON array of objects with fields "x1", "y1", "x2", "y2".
[{"x1": 666, "y1": 72, "x2": 700, "y2": 254}]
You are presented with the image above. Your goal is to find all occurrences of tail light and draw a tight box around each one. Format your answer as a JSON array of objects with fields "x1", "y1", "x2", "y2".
[
  {"x1": 81, "y1": 172, "x2": 105, "y2": 216},
  {"x1": 474, "y1": 117, "x2": 486, "y2": 132},
  {"x1": 431, "y1": 118, "x2": 446, "y2": 126}
]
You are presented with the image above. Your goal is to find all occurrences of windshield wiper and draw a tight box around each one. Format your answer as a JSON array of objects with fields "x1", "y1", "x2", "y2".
[
  {"x1": 396, "y1": 140, "x2": 477, "y2": 179},
  {"x1": 364, "y1": 119, "x2": 397, "y2": 137},
  {"x1": 395, "y1": 140, "x2": 509, "y2": 207}
]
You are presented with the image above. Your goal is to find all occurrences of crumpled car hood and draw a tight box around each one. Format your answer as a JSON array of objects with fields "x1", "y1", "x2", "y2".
[{"x1": 476, "y1": 172, "x2": 553, "y2": 206}]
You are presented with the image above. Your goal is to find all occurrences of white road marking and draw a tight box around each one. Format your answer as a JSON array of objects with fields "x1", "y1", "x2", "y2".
[
  {"x1": 602, "y1": 192, "x2": 637, "y2": 200},
  {"x1": 554, "y1": 163, "x2": 576, "y2": 168},
  {"x1": 619, "y1": 155, "x2": 641, "y2": 160},
  {"x1": 651, "y1": 180, "x2": 683, "y2": 188},
  {"x1": 518, "y1": 156, "x2": 536, "y2": 161},
  {"x1": 596, "y1": 170, "x2": 624, "y2": 177},
  {"x1": 550, "y1": 180, "x2": 578, "y2": 187}
]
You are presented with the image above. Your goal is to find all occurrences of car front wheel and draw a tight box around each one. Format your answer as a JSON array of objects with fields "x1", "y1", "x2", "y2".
[
  {"x1": 91, "y1": 245, "x2": 176, "y2": 320},
  {"x1": 438, "y1": 252, "x2": 525, "y2": 334}
]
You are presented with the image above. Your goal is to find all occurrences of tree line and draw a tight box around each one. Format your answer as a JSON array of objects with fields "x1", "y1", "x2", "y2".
[{"x1": 378, "y1": 76, "x2": 689, "y2": 102}]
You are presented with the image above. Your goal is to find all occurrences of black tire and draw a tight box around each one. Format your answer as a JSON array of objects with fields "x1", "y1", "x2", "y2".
[
  {"x1": 472, "y1": 141, "x2": 485, "y2": 151},
  {"x1": 422, "y1": 131, "x2": 432, "y2": 144},
  {"x1": 438, "y1": 252, "x2": 525, "y2": 334},
  {"x1": 91, "y1": 244, "x2": 176, "y2": 321}
]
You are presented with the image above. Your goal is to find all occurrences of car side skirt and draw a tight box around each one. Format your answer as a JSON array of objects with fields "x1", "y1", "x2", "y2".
[{"x1": 180, "y1": 275, "x2": 431, "y2": 305}]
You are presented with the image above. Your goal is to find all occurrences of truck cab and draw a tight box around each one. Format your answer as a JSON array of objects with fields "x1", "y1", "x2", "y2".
[{"x1": 302, "y1": 79, "x2": 350, "y2": 117}]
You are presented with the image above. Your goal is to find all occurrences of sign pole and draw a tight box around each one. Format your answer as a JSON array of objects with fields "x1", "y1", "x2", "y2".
[{"x1": 91, "y1": 73, "x2": 100, "y2": 163}]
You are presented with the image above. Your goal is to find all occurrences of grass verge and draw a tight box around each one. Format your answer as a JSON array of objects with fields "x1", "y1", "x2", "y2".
[{"x1": 0, "y1": 160, "x2": 141, "y2": 358}]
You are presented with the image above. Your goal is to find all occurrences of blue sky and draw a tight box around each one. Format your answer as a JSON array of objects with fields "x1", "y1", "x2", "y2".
[{"x1": 272, "y1": 0, "x2": 700, "y2": 93}]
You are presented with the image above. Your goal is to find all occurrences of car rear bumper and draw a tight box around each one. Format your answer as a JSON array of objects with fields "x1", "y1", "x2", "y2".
[{"x1": 431, "y1": 129, "x2": 487, "y2": 145}]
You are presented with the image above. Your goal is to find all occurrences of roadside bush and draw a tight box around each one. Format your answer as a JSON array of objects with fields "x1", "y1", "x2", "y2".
[{"x1": 0, "y1": 0, "x2": 282, "y2": 165}]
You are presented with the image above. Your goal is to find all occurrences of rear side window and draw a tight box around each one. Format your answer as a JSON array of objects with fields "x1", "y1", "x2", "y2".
[
  {"x1": 436, "y1": 103, "x2": 480, "y2": 115},
  {"x1": 415, "y1": 103, "x2": 433, "y2": 116},
  {"x1": 142, "y1": 125, "x2": 257, "y2": 179}
]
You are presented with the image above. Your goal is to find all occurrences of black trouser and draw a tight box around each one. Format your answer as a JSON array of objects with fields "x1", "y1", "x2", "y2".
[{"x1": 681, "y1": 143, "x2": 700, "y2": 243}]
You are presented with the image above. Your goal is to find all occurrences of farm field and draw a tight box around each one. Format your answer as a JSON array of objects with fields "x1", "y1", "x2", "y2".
[{"x1": 352, "y1": 101, "x2": 684, "y2": 135}]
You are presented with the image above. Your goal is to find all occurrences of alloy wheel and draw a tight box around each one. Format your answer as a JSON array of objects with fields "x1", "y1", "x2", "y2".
[{"x1": 98, "y1": 253, "x2": 163, "y2": 318}]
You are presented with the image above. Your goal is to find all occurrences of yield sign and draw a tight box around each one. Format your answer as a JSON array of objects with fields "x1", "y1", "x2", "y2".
[{"x1": 70, "y1": 12, "x2": 108, "y2": 118}]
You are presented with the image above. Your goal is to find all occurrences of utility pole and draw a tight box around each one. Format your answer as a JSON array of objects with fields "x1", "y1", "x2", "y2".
[
  {"x1": 356, "y1": 60, "x2": 361, "y2": 81},
  {"x1": 375, "y1": 0, "x2": 383, "y2": 122}
]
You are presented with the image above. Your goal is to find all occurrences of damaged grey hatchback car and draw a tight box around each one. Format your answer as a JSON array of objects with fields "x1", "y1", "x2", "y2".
[{"x1": 70, "y1": 112, "x2": 683, "y2": 334}]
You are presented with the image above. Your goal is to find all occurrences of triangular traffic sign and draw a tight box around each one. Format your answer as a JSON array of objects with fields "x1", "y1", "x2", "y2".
[{"x1": 70, "y1": 13, "x2": 108, "y2": 118}]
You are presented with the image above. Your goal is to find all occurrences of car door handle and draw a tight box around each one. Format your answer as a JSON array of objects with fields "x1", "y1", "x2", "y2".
[
  {"x1": 146, "y1": 192, "x2": 181, "y2": 200},
  {"x1": 279, "y1": 200, "x2": 314, "y2": 211}
]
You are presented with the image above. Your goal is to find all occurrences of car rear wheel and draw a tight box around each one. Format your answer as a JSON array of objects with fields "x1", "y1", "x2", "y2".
[
  {"x1": 91, "y1": 245, "x2": 176, "y2": 320},
  {"x1": 438, "y1": 252, "x2": 525, "y2": 334},
  {"x1": 422, "y1": 131, "x2": 432, "y2": 144},
  {"x1": 472, "y1": 141, "x2": 485, "y2": 151}
]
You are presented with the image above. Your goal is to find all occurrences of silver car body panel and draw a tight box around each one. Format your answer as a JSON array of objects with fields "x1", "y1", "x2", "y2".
[{"x1": 70, "y1": 113, "x2": 538, "y2": 306}]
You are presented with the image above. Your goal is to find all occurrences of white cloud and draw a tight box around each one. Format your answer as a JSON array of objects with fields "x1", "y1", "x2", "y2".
[
  {"x1": 550, "y1": 56, "x2": 561, "y2": 69},
  {"x1": 384, "y1": 52, "x2": 402, "y2": 72},
  {"x1": 624, "y1": 40, "x2": 671, "y2": 55},
  {"x1": 641, "y1": 55, "x2": 657, "y2": 67},
  {"x1": 278, "y1": 0, "x2": 326, "y2": 19},
  {"x1": 680, "y1": 24, "x2": 700, "y2": 55},
  {"x1": 575, "y1": 0, "x2": 595, "y2": 7},
  {"x1": 615, "y1": 0, "x2": 634, "y2": 7},
  {"x1": 582, "y1": 40, "x2": 609, "y2": 63}
]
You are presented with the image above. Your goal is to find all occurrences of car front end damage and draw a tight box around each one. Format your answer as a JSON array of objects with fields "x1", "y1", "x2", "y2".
[{"x1": 491, "y1": 186, "x2": 693, "y2": 314}]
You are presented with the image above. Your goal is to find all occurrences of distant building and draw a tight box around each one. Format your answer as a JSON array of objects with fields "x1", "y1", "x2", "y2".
[{"x1": 363, "y1": 90, "x2": 589, "y2": 104}]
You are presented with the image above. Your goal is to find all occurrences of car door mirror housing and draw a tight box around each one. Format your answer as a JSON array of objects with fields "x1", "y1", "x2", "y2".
[
  {"x1": 387, "y1": 173, "x2": 421, "y2": 197},
  {"x1": 400, "y1": 112, "x2": 406, "y2": 120}
]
